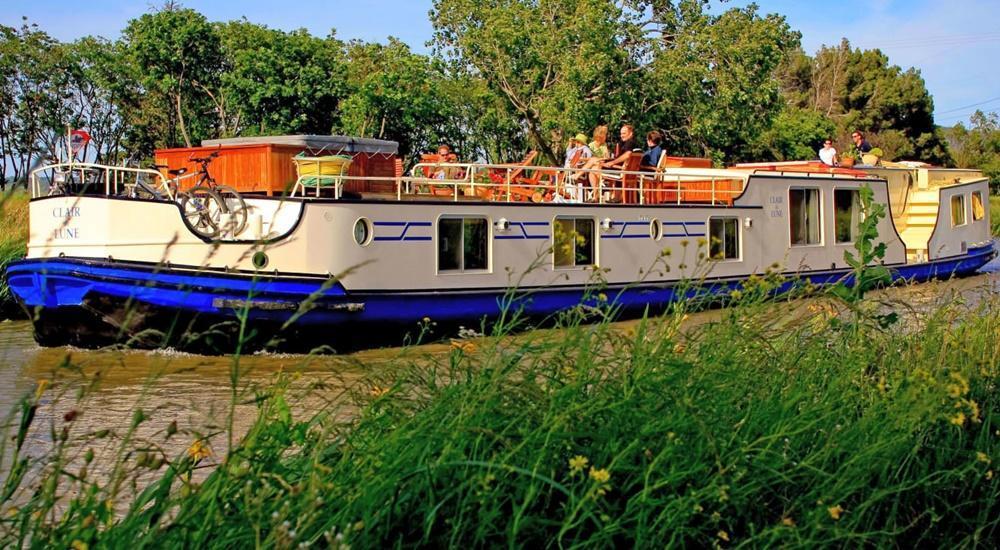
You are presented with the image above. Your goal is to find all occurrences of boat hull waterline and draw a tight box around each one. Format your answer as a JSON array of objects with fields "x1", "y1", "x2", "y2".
[{"x1": 7, "y1": 243, "x2": 995, "y2": 352}]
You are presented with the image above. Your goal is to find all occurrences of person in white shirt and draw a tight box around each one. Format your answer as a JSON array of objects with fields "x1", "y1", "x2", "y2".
[{"x1": 818, "y1": 139, "x2": 838, "y2": 166}]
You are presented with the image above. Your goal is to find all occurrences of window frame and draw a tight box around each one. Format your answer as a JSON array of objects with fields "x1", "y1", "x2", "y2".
[
  {"x1": 436, "y1": 215, "x2": 492, "y2": 274},
  {"x1": 788, "y1": 186, "x2": 824, "y2": 247},
  {"x1": 950, "y1": 194, "x2": 967, "y2": 228},
  {"x1": 707, "y1": 216, "x2": 742, "y2": 262},
  {"x1": 832, "y1": 187, "x2": 863, "y2": 245},
  {"x1": 971, "y1": 190, "x2": 985, "y2": 222},
  {"x1": 552, "y1": 216, "x2": 597, "y2": 270}
]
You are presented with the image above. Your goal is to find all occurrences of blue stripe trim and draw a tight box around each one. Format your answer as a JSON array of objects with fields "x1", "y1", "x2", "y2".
[
  {"x1": 373, "y1": 221, "x2": 432, "y2": 242},
  {"x1": 495, "y1": 221, "x2": 550, "y2": 240}
]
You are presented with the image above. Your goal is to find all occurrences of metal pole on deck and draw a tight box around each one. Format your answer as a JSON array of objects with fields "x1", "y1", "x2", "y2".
[{"x1": 506, "y1": 168, "x2": 512, "y2": 203}]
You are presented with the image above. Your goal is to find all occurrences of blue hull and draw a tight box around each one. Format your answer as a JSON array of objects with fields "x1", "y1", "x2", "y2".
[{"x1": 5, "y1": 242, "x2": 996, "y2": 352}]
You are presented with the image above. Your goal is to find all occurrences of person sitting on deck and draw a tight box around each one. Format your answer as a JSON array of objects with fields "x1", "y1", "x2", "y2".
[
  {"x1": 818, "y1": 138, "x2": 838, "y2": 166},
  {"x1": 589, "y1": 124, "x2": 642, "y2": 200},
  {"x1": 576, "y1": 126, "x2": 610, "y2": 180},
  {"x1": 641, "y1": 130, "x2": 665, "y2": 170},
  {"x1": 432, "y1": 144, "x2": 460, "y2": 180},
  {"x1": 564, "y1": 134, "x2": 593, "y2": 168}
]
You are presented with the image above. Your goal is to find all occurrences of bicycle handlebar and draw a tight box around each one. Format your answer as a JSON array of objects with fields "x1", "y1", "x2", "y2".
[{"x1": 189, "y1": 150, "x2": 220, "y2": 164}]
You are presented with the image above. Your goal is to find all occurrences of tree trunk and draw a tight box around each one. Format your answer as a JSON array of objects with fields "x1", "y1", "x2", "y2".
[{"x1": 174, "y1": 92, "x2": 192, "y2": 148}]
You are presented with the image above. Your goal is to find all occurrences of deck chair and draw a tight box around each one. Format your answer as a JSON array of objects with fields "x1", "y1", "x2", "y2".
[
  {"x1": 415, "y1": 153, "x2": 459, "y2": 197},
  {"x1": 598, "y1": 152, "x2": 643, "y2": 203},
  {"x1": 293, "y1": 155, "x2": 353, "y2": 197},
  {"x1": 643, "y1": 151, "x2": 670, "y2": 204}
]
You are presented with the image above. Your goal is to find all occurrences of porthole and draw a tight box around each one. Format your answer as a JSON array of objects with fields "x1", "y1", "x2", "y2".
[
  {"x1": 252, "y1": 251, "x2": 269, "y2": 269},
  {"x1": 650, "y1": 219, "x2": 663, "y2": 241},
  {"x1": 354, "y1": 217, "x2": 373, "y2": 246}
]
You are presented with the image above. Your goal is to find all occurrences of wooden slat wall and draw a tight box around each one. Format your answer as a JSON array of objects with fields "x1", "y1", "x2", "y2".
[{"x1": 155, "y1": 144, "x2": 399, "y2": 196}]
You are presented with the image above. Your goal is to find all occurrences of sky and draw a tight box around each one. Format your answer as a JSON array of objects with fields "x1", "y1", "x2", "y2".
[{"x1": 2, "y1": 0, "x2": 999, "y2": 127}]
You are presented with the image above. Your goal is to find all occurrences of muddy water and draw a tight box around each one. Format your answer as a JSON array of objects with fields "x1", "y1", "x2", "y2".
[{"x1": 0, "y1": 254, "x2": 997, "y2": 484}]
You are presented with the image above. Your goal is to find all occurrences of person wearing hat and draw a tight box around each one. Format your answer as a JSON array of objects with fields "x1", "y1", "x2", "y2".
[{"x1": 564, "y1": 133, "x2": 593, "y2": 169}]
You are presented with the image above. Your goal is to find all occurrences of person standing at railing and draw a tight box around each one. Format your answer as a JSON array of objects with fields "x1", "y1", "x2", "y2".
[{"x1": 818, "y1": 139, "x2": 838, "y2": 166}]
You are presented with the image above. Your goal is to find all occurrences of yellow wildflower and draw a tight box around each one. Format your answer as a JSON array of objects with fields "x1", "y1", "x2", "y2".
[
  {"x1": 781, "y1": 517, "x2": 795, "y2": 527},
  {"x1": 597, "y1": 292, "x2": 608, "y2": 302},
  {"x1": 71, "y1": 541, "x2": 88, "y2": 550},
  {"x1": 369, "y1": 386, "x2": 390, "y2": 398},
  {"x1": 987, "y1": 470, "x2": 994, "y2": 480},
  {"x1": 827, "y1": 505, "x2": 843, "y2": 520},
  {"x1": 589, "y1": 467, "x2": 611, "y2": 484},
  {"x1": 717, "y1": 530, "x2": 729, "y2": 542},
  {"x1": 568, "y1": 455, "x2": 588, "y2": 474},
  {"x1": 950, "y1": 412, "x2": 967, "y2": 427},
  {"x1": 187, "y1": 439, "x2": 211, "y2": 462},
  {"x1": 977, "y1": 452, "x2": 991, "y2": 464}
]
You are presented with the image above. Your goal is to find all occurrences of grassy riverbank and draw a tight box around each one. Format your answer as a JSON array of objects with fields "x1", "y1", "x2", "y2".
[
  {"x1": 2, "y1": 278, "x2": 999, "y2": 547},
  {"x1": 0, "y1": 190, "x2": 29, "y2": 317}
]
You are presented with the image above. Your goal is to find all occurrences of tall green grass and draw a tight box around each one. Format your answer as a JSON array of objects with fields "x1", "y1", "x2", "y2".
[
  {"x1": 2, "y1": 280, "x2": 999, "y2": 547},
  {"x1": 990, "y1": 195, "x2": 1000, "y2": 236},
  {"x1": 0, "y1": 190, "x2": 29, "y2": 316}
]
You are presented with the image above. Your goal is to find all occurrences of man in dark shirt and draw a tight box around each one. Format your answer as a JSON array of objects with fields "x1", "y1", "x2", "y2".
[
  {"x1": 851, "y1": 131, "x2": 872, "y2": 154},
  {"x1": 589, "y1": 124, "x2": 642, "y2": 190}
]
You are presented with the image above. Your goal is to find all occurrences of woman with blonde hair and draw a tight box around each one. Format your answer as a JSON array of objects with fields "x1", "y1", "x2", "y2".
[{"x1": 575, "y1": 125, "x2": 611, "y2": 198}]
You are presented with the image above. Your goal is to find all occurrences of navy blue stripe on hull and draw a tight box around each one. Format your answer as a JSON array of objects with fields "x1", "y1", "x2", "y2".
[{"x1": 4, "y1": 243, "x2": 996, "y2": 347}]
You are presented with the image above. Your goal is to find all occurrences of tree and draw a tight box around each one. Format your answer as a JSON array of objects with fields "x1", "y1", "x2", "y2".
[
  {"x1": 122, "y1": 7, "x2": 222, "y2": 148},
  {"x1": 64, "y1": 37, "x2": 135, "y2": 164},
  {"x1": 947, "y1": 111, "x2": 1000, "y2": 192},
  {"x1": 217, "y1": 21, "x2": 349, "y2": 137},
  {"x1": 780, "y1": 39, "x2": 950, "y2": 164},
  {"x1": 340, "y1": 38, "x2": 461, "y2": 157},
  {"x1": 643, "y1": 1, "x2": 800, "y2": 162},
  {"x1": 431, "y1": 0, "x2": 640, "y2": 163},
  {"x1": 0, "y1": 20, "x2": 75, "y2": 188}
]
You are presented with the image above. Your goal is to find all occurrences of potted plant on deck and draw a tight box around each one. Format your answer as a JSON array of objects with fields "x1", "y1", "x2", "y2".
[{"x1": 840, "y1": 152, "x2": 856, "y2": 168}]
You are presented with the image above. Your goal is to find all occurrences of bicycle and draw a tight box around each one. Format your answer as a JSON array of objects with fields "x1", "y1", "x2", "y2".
[{"x1": 150, "y1": 151, "x2": 248, "y2": 239}]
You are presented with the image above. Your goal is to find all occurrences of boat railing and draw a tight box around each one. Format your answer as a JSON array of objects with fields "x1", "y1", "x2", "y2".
[
  {"x1": 289, "y1": 160, "x2": 747, "y2": 206},
  {"x1": 36, "y1": 159, "x2": 747, "y2": 207},
  {"x1": 405, "y1": 162, "x2": 746, "y2": 205},
  {"x1": 30, "y1": 162, "x2": 170, "y2": 200}
]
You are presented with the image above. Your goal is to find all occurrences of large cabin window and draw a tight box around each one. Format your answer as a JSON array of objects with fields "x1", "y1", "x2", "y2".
[
  {"x1": 789, "y1": 188, "x2": 821, "y2": 245},
  {"x1": 834, "y1": 189, "x2": 861, "y2": 244},
  {"x1": 438, "y1": 217, "x2": 489, "y2": 272},
  {"x1": 553, "y1": 217, "x2": 595, "y2": 268},
  {"x1": 708, "y1": 217, "x2": 740, "y2": 260},
  {"x1": 972, "y1": 191, "x2": 985, "y2": 221},
  {"x1": 951, "y1": 195, "x2": 966, "y2": 227}
]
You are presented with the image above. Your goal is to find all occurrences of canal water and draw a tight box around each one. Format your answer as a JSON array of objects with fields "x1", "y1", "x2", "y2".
[{"x1": 0, "y1": 254, "x2": 997, "y2": 486}]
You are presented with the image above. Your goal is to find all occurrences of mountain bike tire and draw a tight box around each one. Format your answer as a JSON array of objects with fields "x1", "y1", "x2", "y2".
[
  {"x1": 211, "y1": 184, "x2": 248, "y2": 237},
  {"x1": 179, "y1": 186, "x2": 223, "y2": 239}
]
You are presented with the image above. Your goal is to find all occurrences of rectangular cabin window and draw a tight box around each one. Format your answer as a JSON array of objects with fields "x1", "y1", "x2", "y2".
[
  {"x1": 789, "y1": 188, "x2": 821, "y2": 245},
  {"x1": 553, "y1": 217, "x2": 595, "y2": 268},
  {"x1": 972, "y1": 191, "x2": 985, "y2": 221},
  {"x1": 951, "y1": 195, "x2": 966, "y2": 227},
  {"x1": 834, "y1": 189, "x2": 861, "y2": 244},
  {"x1": 438, "y1": 217, "x2": 489, "y2": 272},
  {"x1": 708, "y1": 218, "x2": 740, "y2": 260}
]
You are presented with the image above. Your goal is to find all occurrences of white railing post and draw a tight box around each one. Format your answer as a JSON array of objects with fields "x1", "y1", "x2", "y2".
[
  {"x1": 676, "y1": 176, "x2": 681, "y2": 205},
  {"x1": 506, "y1": 168, "x2": 512, "y2": 203},
  {"x1": 711, "y1": 177, "x2": 716, "y2": 205},
  {"x1": 639, "y1": 174, "x2": 645, "y2": 205}
]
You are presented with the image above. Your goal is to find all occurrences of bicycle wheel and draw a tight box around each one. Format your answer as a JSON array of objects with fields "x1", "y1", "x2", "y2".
[
  {"x1": 179, "y1": 186, "x2": 223, "y2": 239},
  {"x1": 212, "y1": 184, "x2": 248, "y2": 237}
]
